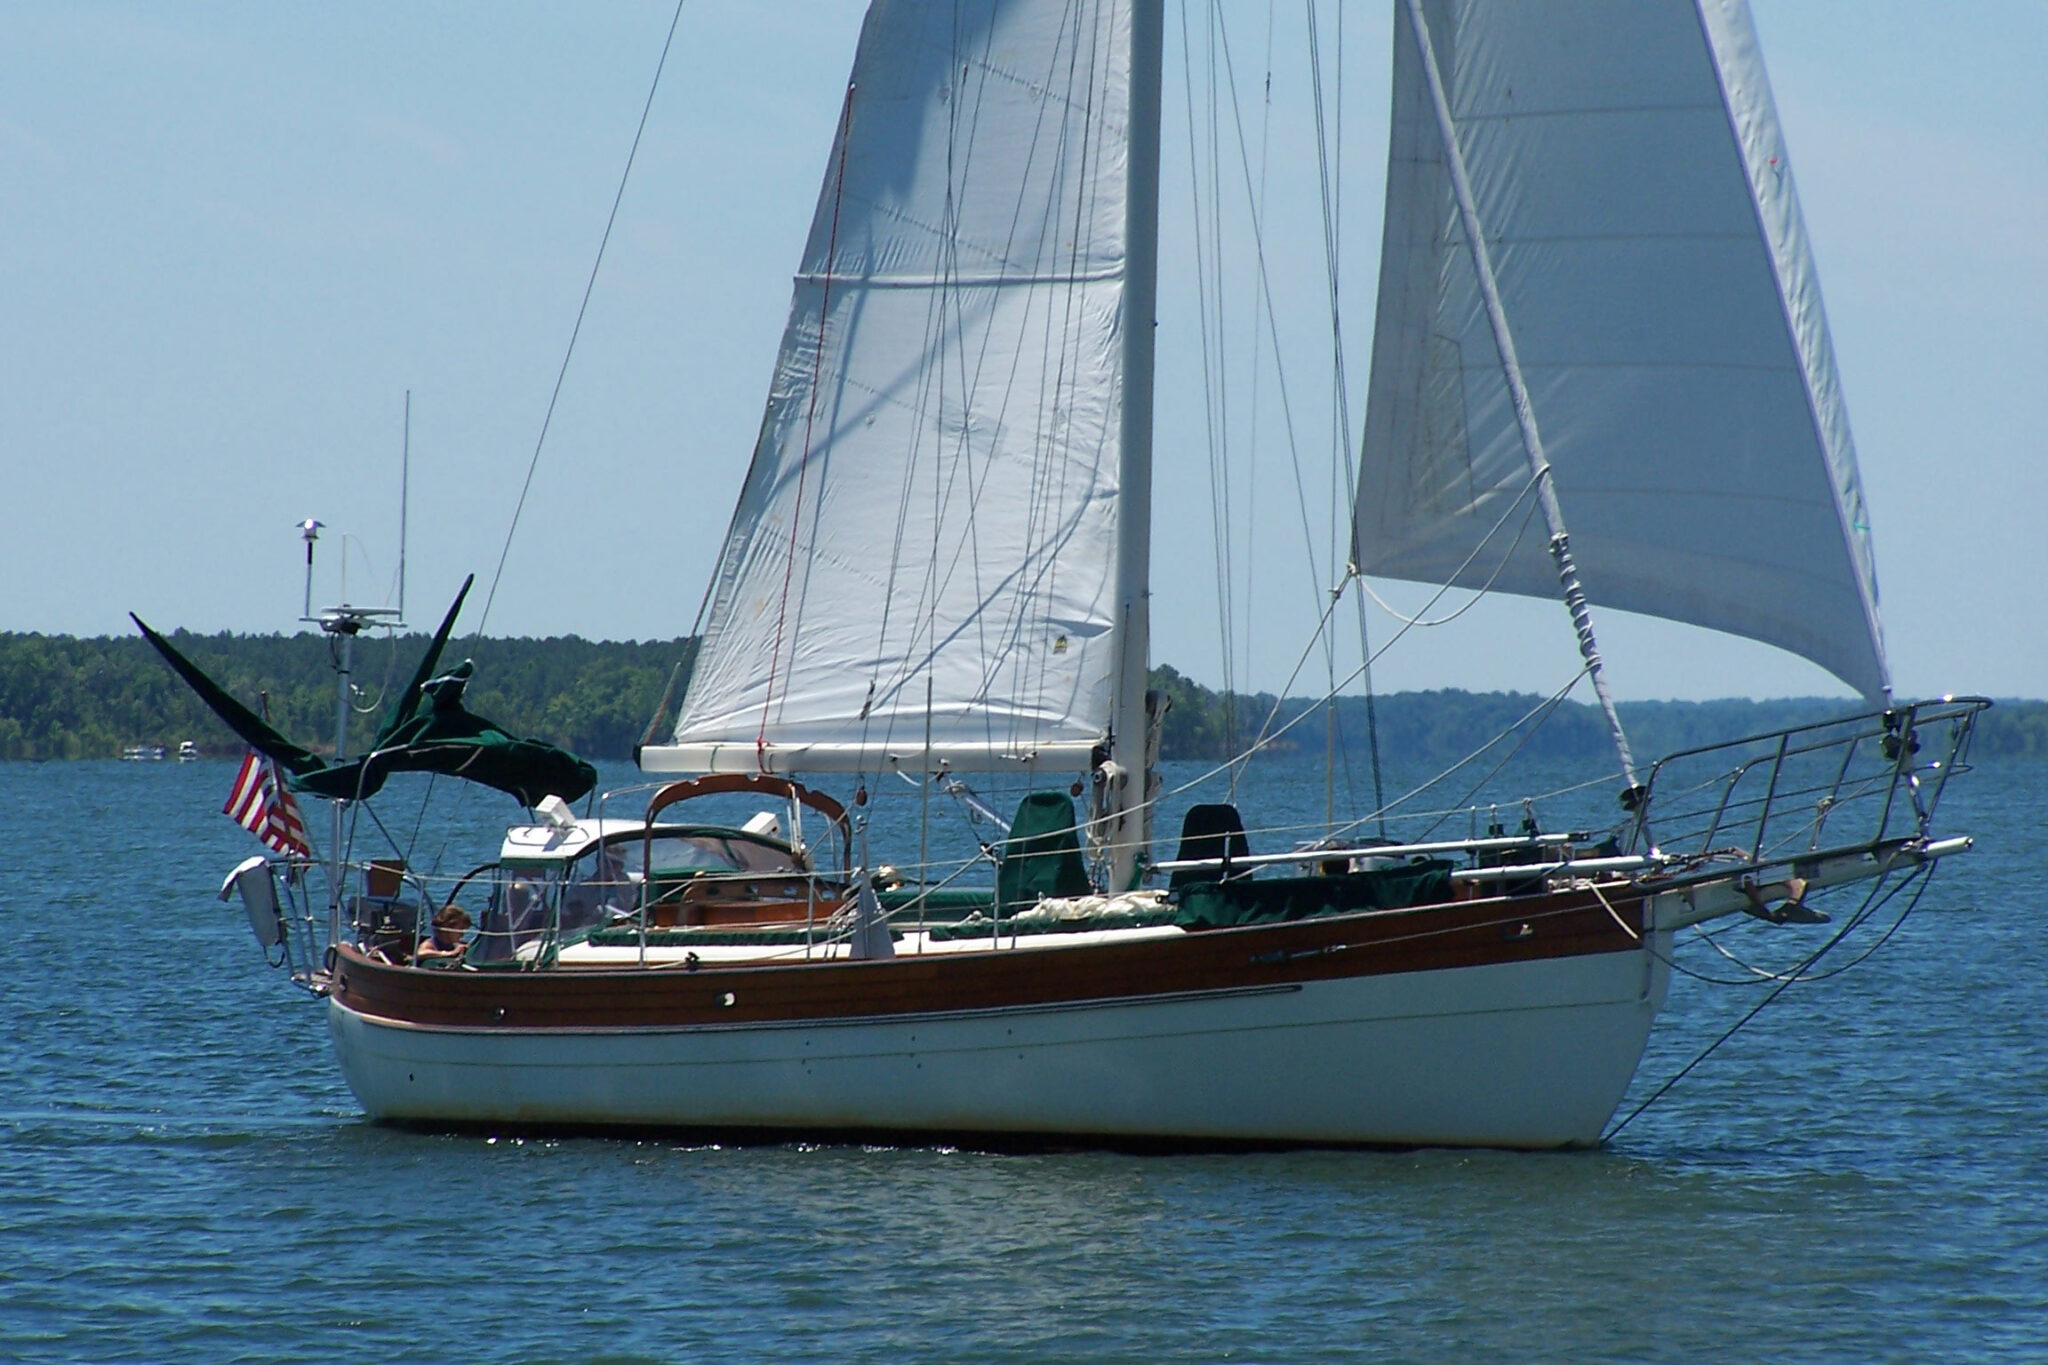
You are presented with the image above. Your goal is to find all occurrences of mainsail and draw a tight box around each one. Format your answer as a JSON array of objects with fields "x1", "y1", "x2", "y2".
[
  {"x1": 1354, "y1": 0, "x2": 1889, "y2": 701},
  {"x1": 646, "y1": 0, "x2": 1136, "y2": 775}
]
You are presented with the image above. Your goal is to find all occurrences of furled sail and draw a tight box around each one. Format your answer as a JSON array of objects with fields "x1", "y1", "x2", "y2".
[
  {"x1": 1354, "y1": 0, "x2": 1888, "y2": 700},
  {"x1": 646, "y1": 0, "x2": 1134, "y2": 775}
]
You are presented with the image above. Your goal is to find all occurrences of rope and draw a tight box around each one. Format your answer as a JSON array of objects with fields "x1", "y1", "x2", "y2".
[
  {"x1": 1356, "y1": 486, "x2": 1542, "y2": 627},
  {"x1": 474, "y1": 0, "x2": 688, "y2": 639},
  {"x1": 1676, "y1": 863, "x2": 1930, "y2": 987},
  {"x1": 1603, "y1": 862, "x2": 1938, "y2": 1143}
]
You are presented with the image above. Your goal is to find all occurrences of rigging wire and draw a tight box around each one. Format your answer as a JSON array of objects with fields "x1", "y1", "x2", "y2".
[
  {"x1": 1235, "y1": 469, "x2": 1543, "y2": 770},
  {"x1": 473, "y1": 0, "x2": 689, "y2": 641},
  {"x1": 1203, "y1": 6, "x2": 1341, "y2": 679},
  {"x1": 1304, "y1": 0, "x2": 1350, "y2": 830},
  {"x1": 1328, "y1": 663, "x2": 1592, "y2": 842},
  {"x1": 1603, "y1": 864, "x2": 1938, "y2": 1143},
  {"x1": 1411, "y1": 669, "x2": 1593, "y2": 840},
  {"x1": 1681, "y1": 870, "x2": 1929, "y2": 987},
  {"x1": 1353, "y1": 583, "x2": 1387, "y2": 836},
  {"x1": 1177, "y1": 0, "x2": 1239, "y2": 755},
  {"x1": 1235, "y1": 0, "x2": 1279, "y2": 791}
]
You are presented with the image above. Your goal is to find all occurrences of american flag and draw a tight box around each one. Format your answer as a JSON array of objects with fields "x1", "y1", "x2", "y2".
[{"x1": 224, "y1": 749, "x2": 311, "y2": 858}]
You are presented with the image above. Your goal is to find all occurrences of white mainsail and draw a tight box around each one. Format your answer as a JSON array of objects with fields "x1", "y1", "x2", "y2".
[
  {"x1": 645, "y1": 0, "x2": 1136, "y2": 776},
  {"x1": 1354, "y1": 0, "x2": 1889, "y2": 701}
]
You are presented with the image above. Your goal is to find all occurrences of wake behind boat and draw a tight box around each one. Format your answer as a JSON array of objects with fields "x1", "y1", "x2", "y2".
[{"x1": 153, "y1": 0, "x2": 1983, "y2": 1149}]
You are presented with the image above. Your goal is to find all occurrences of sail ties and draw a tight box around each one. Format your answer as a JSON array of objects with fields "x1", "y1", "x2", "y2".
[{"x1": 1546, "y1": 524, "x2": 1640, "y2": 795}]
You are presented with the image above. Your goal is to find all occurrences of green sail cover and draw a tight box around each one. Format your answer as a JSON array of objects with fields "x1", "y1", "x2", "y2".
[
  {"x1": 134, "y1": 577, "x2": 596, "y2": 808},
  {"x1": 129, "y1": 614, "x2": 325, "y2": 778},
  {"x1": 366, "y1": 575, "x2": 472, "y2": 752},
  {"x1": 294, "y1": 662, "x2": 596, "y2": 805}
]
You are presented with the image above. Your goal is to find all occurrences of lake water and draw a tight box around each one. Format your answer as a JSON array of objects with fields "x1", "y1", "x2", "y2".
[{"x1": 3, "y1": 753, "x2": 2043, "y2": 1362}]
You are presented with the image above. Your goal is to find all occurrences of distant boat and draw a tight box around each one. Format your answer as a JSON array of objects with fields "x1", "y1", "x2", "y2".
[
  {"x1": 121, "y1": 744, "x2": 165, "y2": 762},
  {"x1": 177, "y1": 741, "x2": 201, "y2": 762}
]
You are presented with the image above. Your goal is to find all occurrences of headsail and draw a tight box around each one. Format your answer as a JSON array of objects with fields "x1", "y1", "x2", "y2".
[
  {"x1": 1354, "y1": 0, "x2": 1888, "y2": 700},
  {"x1": 646, "y1": 0, "x2": 1136, "y2": 775}
]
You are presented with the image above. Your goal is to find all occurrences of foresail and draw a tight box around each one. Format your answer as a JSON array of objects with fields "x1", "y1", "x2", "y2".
[
  {"x1": 1354, "y1": 0, "x2": 1888, "y2": 699},
  {"x1": 647, "y1": 0, "x2": 1132, "y2": 776}
]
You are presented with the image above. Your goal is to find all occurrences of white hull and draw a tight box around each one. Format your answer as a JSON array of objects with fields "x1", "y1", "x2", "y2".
[{"x1": 329, "y1": 934, "x2": 1670, "y2": 1149}]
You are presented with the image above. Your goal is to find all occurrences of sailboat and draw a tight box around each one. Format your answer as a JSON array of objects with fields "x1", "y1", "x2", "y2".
[{"x1": 192, "y1": 0, "x2": 1982, "y2": 1148}]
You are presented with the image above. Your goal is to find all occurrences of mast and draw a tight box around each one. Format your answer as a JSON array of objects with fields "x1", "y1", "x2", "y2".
[
  {"x1": 298, "y1": 520, "x2": 401, "y2": 943},
  {"x1": 1400, "y1": 0, "x2": 1640, "y2": 794},
  {"x1": 1106, "y1": 0, "x2": 1164, "y2": 890},
  {"x1": 327, "y1": 617, "x2": 357, "y2": 938},
  {"x1": 399, "y1": 390, "x2": 410, "y2": 622}
]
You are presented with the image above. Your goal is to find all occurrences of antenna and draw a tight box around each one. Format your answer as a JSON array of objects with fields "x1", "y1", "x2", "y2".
[
  {"x1": 298, "y1": 518, "x2": 323, "y2": 620},
  {"x1": 399, "y1": 390, "x2": 410, "y2": 622}
]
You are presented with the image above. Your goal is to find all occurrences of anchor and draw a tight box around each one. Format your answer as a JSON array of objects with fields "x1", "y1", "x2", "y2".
[{"x1": 1739, "y1": 873, "x2": 1829, "y2": 925}]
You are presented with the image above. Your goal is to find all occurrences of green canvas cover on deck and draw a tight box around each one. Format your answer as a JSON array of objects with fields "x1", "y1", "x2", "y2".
[
  {"x1": 995, "y1": 791, "x2": 1092, "y2": 915},
  {"x1": 1173, "y1": 860, "x2": 1456, "y2": 929},
  {"x1": 1168, "y1": 802, "x2": 1252, "y2": 891}
]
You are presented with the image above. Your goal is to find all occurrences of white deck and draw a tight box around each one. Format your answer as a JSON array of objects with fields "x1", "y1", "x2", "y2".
[{"x1": 552, "y1": 922, "x2": 1187, "y2": 966}]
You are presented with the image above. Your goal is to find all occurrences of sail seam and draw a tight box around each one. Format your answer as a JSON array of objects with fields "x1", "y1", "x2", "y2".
[
  {"x1": 1440, "y1": 231, "x2": 1761, "y2": 245},
  {"x1": 1473, "y1": 360, "x2": 1801, "y2": 374},
  {"x1": 791, "y1": 267, "x2": 1125, "y2": 290},
  {"x1": 1451, "y1": 102, "x2": 1722, "y2": 121}
]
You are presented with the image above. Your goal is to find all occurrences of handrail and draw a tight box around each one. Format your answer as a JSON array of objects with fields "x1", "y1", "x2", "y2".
[
  {"x1": 1634, "y1": 697, "x2": 1987, "y2": 867},
  {"x1": 1639, "y1": 697, "x2": 1988, "y2": 772}
]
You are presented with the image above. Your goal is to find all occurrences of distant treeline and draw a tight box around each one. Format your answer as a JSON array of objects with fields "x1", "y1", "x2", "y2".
[
  {"x1": 1151, "y1": 666, "x2": 2048, "y2": 765},
  {"x1": 2, "y1": 631, "x2": 2043, "y2": 764},
  {"x1": 0, "y1": 630, "x2": 692, "y2": 762}
]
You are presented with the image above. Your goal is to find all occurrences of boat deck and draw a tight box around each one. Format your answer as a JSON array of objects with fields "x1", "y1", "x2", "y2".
[{"x1": 552, "y1": 921, "x2": 1191, "y2": 966}]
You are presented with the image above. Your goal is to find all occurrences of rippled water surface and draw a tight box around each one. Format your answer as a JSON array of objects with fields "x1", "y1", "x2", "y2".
[{"x1": 3, "y1": 756, "x2": 2043, "y2": 1362}]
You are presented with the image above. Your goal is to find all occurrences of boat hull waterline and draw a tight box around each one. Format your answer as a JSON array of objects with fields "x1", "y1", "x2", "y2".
[{"x1": 328, "y1": 892, "x2": 1670, "y2": 1149}]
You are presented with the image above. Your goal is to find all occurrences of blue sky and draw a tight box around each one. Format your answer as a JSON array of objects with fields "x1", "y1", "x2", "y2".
[{"x1": 3, "y1": 2, "x2": 2042, "y2": 702}]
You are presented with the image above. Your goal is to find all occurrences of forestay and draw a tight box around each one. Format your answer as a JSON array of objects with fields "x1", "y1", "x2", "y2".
[
  {"x1": 1354, "y1": 0, "x2": 1888, "y2": 700},
  {"x1": 647, "y1": 0, "x2": 1134, "y2": 776}
]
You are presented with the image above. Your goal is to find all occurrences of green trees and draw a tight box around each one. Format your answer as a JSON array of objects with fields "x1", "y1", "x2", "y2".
[
  {"x1": 1, "y1": 629, "x2": 2040, "y2": 763},
  {"x1": 1146, "y1": 672, "x2": 2046, "y2": 764},
  {"x1": 0, "y1": 631, "x2": 690, "y2": 761}
]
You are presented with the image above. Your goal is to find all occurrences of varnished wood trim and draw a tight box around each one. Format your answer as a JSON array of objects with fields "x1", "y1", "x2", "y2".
[{"x1": 333, "y1": 887, "x2": 1645, "y2": 1033}]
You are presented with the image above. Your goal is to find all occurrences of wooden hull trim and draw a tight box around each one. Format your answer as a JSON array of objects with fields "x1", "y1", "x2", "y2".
[
  {"x1": 337, "y1": 981, "x2": 1310, "y2": 1037},
  {"x1": 329, "y1": 887, "x2": 1649, "y2": 1034}
]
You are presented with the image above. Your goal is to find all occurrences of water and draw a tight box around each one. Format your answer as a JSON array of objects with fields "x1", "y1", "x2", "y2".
[{"x1": 3, "y1": 755, "x2": 2044, "y2": 1362}]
